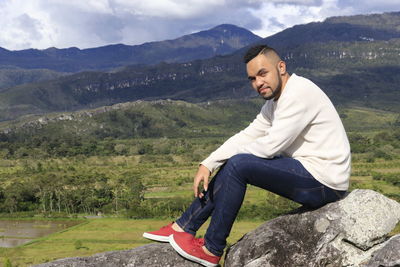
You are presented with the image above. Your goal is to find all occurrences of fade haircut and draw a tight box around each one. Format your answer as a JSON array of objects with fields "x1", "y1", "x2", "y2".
[{"x1": 243, "y1": 45, "x2": 281, "y2": 64}]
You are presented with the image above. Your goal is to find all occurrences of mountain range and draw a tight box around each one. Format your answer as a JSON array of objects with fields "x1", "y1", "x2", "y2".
[
  {"x1": 0, "y1": 11, "x2": 399, "y2": 122},
  {"x1": 0, "y1": 24, "x2": 261, "y2": 73}
]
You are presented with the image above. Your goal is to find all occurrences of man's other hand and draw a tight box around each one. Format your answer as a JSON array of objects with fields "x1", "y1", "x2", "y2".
[{"x1": 193, "y1": 164, "x2": 211, "y2": 198}]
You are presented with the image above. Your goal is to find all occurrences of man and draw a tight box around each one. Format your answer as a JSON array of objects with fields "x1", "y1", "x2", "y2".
[{"x1": 143, "y1": 45, "x2": 351, "y2": 267}]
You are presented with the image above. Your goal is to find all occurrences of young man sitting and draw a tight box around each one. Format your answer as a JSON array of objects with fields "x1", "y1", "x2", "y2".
[{"x1": 143, "y1": 44, "x2": 351, "y2": 267}]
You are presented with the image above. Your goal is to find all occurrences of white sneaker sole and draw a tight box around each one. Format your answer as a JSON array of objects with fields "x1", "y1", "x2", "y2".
[
  {"x1": 142, "y1": 232, "x2": 171, "y2": 242},
  {"x1": 169, "y1": 235, "x2": 218, "y2": 267}
]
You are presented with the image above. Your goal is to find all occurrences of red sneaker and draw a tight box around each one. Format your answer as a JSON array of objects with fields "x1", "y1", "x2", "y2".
[
  {"x1": 169, "y1": 232, "x2": 220, "y2": 267},
  {"x1": 143, "y1": 222, "x2": 184, "y2": 242}
]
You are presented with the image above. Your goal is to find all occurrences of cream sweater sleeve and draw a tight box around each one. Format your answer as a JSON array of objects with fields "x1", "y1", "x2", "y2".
[
  {"x1": 200, "y1": 111, "x2": 271, "y2": 173},
  {"x1": 238, "y1": 91, "x2": 312, "y2": 158}
]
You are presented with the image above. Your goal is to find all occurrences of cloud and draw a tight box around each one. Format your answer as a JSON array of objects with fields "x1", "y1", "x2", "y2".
[
  {"x1": 248, "y1": 0, "x2": 356, "y2": 38},
  {"x1": 0, "y1": 0, "x2": 262, "y2": 50},
  {"x1": 0, "y1": 0, "x2": 396, "y2": 50},
  {"x1": 337, "y1": 0, "x2": 399, "y2": 14},
  {"x1": 111, "y1": 0, "x2": 227, "y2": 18}
]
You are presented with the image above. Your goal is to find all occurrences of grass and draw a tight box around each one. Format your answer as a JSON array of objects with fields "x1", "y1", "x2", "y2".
[
  {"x1": 0, "y1": 218, "x2": 264, "y2": 266},
  {"x1": 1, "y1": 165, "x2": 399, "y2": 266},
  {"x1": 1, "y1": 154, "x2": 399, "y2": 266},
  {"x1": 340, "y1": 106, "x2": 398, "y2": 132}
]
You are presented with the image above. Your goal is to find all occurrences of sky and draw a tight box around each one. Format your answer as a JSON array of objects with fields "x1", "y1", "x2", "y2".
[{"x1": 0, "y1": 0, "x2": 398, "y2": 51}]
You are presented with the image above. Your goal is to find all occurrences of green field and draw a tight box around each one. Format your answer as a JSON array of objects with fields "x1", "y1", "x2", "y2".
[
  {"x1": 1, "y1": 153, "x2": 399, "y2": 266},
  {"x1": 0, "y1": 103, "x2": 399, "y2": 266}
]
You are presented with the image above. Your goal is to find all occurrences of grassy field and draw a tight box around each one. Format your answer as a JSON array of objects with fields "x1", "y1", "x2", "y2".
[
  {"x1": 0, "y1": 105, "x2": 399, "y2": 266},
  {"x1": 1, "y1": 158, "x2": 399, "y2": 267}
]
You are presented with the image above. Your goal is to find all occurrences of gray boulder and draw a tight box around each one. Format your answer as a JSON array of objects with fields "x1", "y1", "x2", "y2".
[
  {"x1": 224, "y1": 189, "x2": 400, "y2": 267},
  {"x1": 33, "y1": 243, "x2": 201, "y2": 267}
]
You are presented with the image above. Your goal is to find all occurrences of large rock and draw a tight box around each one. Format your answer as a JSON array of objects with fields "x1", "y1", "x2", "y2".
[
  {"x1": 224, "y1": 189, "x2": 400, "y2": 267},
  {"x1": 33, "y1": 243, "x2": 201, "y2": 267}
]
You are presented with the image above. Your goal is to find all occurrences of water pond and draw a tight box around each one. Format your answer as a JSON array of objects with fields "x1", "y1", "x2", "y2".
[{"x1": 0, "y1": 220, "x2": 82, "y2": 248}]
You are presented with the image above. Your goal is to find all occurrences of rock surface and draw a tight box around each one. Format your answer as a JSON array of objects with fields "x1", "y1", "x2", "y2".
[
  {"x1": 364, "y1": 235, "x2": 400, "y2": 267},
  {"x1": 224, "y1": 189, "x2": 400, "y2": 267},
  {"x1": 33, "y1": 243, "x2": 201, "y2": 267},
  {"x1": 33, "y1": 189, "x2": 400, "y2": 267}
]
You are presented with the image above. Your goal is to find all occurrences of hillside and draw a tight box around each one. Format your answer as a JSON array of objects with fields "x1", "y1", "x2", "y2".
[
  {"x1": 0, "y1": 98, "x2": 398, "y2": 158},
  {"x1": 0, "y1": 68, "x2": 65, "y2": 92},
  {"x1": 0, "y1": 99, "x2": 262, "y2": 140},
  {"x1": 0, "y1": 12, "x2": 399, "y2": 121}
]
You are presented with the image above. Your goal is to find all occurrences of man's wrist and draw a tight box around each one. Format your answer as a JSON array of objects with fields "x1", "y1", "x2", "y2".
[{"x1": 199, "y1": 163, "x2": 212, "y2": 174}]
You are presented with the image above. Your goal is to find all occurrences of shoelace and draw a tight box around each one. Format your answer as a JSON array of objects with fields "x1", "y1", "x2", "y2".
[{"x1": 193, "y1": 237, "x2": 205, "y2": 247}]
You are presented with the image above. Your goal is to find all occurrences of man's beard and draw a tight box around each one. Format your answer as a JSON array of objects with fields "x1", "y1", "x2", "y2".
[{"x1": 261, "y1": 71, "x2": 282, "y2": 101}]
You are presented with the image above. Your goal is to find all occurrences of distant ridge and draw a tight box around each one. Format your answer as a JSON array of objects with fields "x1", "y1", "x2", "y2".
[
  {"x1": 260, "y1": 11, "x2": 400, "y2": 53},
  {"x1": 0, "y1": 24, "x2": 261, "y2": 73},
  {"x1": 325, "y1": 11, "x2": 400, "y2": 31}
]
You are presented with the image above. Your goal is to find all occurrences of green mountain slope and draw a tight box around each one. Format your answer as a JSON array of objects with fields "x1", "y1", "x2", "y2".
[
  {"x1": 1, "y1": 98, "x2": 399, "y2": 158},
  {"x1": 0, "y1": 99, "x2": 263, "y2": 158},
  {"x1": 0, "y1": 68, "x2": 65, "y2": 91}
]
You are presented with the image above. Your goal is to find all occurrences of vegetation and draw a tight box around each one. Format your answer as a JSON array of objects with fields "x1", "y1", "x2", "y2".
[
  {"x1": 0, "y1": 68, "x2": 65, "y2": 91},
  {"x1": 0, "y1": 99, "x2": 399, "y2": 266},
  {"x1": 0, "y1": 100, "x2": 399, "y2": 217}
]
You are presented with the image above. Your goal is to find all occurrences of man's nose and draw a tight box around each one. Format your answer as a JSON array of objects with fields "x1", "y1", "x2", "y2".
[{"x1": 255, "y1": 76, "x2": 264, "y2": 87}]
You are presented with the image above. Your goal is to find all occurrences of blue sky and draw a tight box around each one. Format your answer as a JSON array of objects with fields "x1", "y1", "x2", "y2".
[{"x1": 0, "y1": 0, "x2": 398, "y2": 50}]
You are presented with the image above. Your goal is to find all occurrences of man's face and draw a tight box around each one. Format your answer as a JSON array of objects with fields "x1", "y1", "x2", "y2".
[{"x1": 246, "y1": 54, "x2": 283, "y2": 101}]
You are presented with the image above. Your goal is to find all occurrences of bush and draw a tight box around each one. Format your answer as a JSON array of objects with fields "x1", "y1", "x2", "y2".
[
  {"x1": 374, "y1": 150, "x2": 392, "y2": 160},
  {"x1": 372, "y1": 172, "x2": 400, "y2": 186},
  {"x1": 126, "y1": 197, "x2": 191, "y2": 219},
  {"x1": 3, "y1": 258, "x2": 12, "y2": 267}
]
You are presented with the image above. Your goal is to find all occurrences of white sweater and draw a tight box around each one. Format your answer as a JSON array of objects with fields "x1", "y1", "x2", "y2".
[{"x1": 201, "y1": 73, "x2": 351, "y2": 190}]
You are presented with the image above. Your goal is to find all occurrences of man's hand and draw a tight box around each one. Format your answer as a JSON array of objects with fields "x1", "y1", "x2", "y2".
[{"x1": 193, "y1": 164, "x2": 211, "y2": 198}]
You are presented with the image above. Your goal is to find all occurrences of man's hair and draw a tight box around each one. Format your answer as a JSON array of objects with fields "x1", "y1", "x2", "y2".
[{"x1": 243, "y1": 45, "x2": 280, "y2": 64}]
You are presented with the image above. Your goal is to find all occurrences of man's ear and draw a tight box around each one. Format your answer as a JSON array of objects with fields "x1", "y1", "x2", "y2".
[{"x1": 278, "y1": 61, "x2": 286, "y2": 75}]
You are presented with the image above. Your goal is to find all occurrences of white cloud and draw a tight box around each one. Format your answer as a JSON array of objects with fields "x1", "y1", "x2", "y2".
[
  {"x1": 0, "y1": 0, "x2": 261, "y2": 50},
  {"x1": 337, "y1": 0, "x2": 399, "y2": 14},
  {"x1": 112, "y1": 0, "x2": 227, "y2": 18},
  {"x1": 0, "y1": 0, "x2": 396, "y2": 50},
  {"x1": 249, "y1": 0, "x2": 356, "y2": 38}
]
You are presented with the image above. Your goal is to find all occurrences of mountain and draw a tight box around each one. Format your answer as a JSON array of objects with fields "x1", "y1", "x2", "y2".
[
  {"x1": 0, "y1": 24, "x2": 261, "y2": 73},
  {"x1": 0, "y1": 12, "x2": 399, "y2": 121},
  {"x1": 261, "y1": 12, "x2": 400, "y2": 52}
]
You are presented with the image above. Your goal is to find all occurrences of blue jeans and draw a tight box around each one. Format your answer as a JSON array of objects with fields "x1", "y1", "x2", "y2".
[{"x1": 175, "y1": 154, "x2": 346, "y2": 256}]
